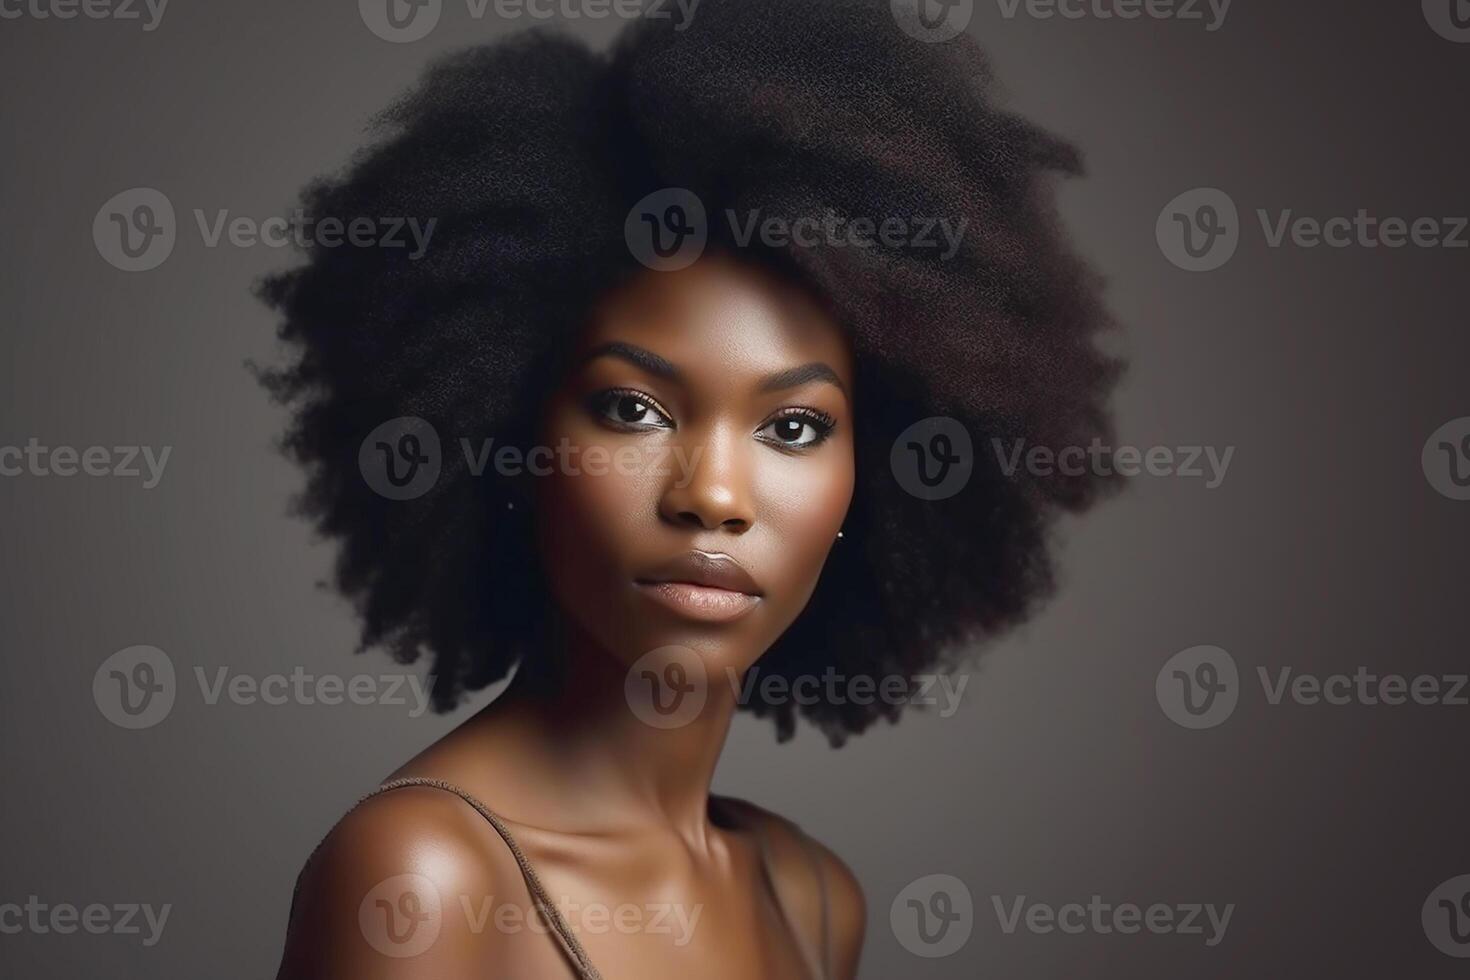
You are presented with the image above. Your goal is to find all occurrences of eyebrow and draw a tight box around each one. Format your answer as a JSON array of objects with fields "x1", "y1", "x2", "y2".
[{"x1": 580, "y1": 342, "x2": 847, "y2": 396}]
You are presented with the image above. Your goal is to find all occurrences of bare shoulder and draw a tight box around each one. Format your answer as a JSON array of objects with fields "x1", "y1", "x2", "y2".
[
  {"x1": 715, "y1": 795, "x2": 867, "y2": 980},
  {"x1": 275, "y1": 783, "x2": 523, "y2": 979}
]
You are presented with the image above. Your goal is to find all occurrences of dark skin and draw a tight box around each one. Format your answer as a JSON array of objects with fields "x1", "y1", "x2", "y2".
[{"x1": 277, "y1": 253, "x2": 866, "y2": 979}]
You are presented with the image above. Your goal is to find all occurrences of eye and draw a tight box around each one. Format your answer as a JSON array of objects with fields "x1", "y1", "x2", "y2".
[
  {"x1": 589, "y1": 387, "x2": 674, "y2": 431},
  {"x1": 756, "y1": 409, "x2": 836, "y2": 450}
]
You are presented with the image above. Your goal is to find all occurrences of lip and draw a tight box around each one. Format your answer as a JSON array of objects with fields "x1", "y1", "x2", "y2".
[{"x1": 634, "y1": 551, "x2": 763, "y2": 624}]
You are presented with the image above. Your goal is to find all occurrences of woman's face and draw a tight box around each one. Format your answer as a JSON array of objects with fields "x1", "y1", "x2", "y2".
[{"x1": 534, "y1": 253, "x2": 855, "y2": 681}]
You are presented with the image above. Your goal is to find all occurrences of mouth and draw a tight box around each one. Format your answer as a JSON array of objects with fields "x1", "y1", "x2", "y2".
[{"x1": 634, "y1": 551, "x2": 763, "y2": 624}]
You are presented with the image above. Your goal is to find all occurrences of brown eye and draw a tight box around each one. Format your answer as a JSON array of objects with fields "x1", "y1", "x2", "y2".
[
  {"x1": 757, "y1": 410, "x2": 835, "y2": 449},
  {"x1": 590, "y1": 388, "x2": 673, "y2": 430}
]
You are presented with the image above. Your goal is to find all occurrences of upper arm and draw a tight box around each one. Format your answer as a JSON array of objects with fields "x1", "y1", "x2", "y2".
[{"x1": 275, "y1": 787, "x2": 517, "y2": 980}]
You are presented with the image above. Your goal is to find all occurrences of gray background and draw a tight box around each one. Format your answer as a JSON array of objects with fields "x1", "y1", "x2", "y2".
[{"x1": 2, "y1": 0, "x2": 1467, "y2": 977}]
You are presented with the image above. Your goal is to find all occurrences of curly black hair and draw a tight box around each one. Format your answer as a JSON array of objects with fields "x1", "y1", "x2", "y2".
[{"x1": 255, "y1": 0, "x2": 1122, "y2": 745}]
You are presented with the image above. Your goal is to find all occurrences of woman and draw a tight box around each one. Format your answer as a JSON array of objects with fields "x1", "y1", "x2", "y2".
[{"x1": 262, "y1": 1, "x2": 1120, "y2": 976}]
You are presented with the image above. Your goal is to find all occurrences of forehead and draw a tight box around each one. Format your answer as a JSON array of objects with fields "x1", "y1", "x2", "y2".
[{"x1": 577, "y1": 254, "x2": 853, "y2": 387}]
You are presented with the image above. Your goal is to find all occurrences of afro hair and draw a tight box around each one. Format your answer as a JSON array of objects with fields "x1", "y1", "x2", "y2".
[{"x1": 256, "y1": 0, "x2": 1123, "y2": 745}]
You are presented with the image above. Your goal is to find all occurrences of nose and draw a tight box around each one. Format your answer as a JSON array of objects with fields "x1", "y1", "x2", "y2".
[{"x1": 658, "y1": 425, "x2": 754, "y2": 533}]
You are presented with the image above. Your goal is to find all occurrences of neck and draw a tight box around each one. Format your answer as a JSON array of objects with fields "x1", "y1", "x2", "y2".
[{"x1": 486, "y1": 614, "x2": 741, "y2": 846}]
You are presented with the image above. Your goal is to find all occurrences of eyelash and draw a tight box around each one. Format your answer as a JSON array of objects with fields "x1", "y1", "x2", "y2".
[{"x1": 587, "y1": 388, "x2": 837, "y2": 450}]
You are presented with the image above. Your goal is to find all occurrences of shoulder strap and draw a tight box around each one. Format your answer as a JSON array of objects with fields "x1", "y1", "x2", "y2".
[
  {"x1": 292, "y1": 777, "x2": 603, "y2": 980},
  {"x1": 374, "y1": 778, "x2": 604, "y2": 980},
  {"x1": 719, "y1": 798, "x2": 833, "y2": 980},
  {"x1": 794, "y1": 826, "x2": 833, "y2": 980}
]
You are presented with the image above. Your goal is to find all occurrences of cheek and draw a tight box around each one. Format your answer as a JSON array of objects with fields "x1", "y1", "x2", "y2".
[
  {"x1": 533, "y1": 409, "x2": 664, "y2": 594},
  {"x1": 752, "y1": 443, "x2": 854, "y2": 601}
]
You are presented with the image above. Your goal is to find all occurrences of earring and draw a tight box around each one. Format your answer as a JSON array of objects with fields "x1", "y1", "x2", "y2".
[{"x1": 836, "y1": 529, "x2": 845, "y2": 540}]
